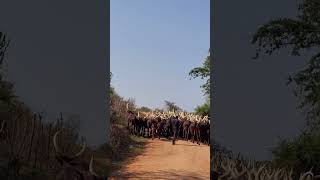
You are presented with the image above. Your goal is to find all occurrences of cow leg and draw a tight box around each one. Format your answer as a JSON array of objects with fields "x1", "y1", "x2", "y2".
[
  {"x1": 186, "y1": 129, "x2": 188, "y2": 140},
  {"x1": 172, "y1": 131, "x2": 176, "y2": 145},
  {"x1": 146, "y1": 127, "x2": 148, "y2": 137},
  {"x1": 151, "y1": 127, "x2": 154, "y2": 140},
  {"x1": 182, "y1": 129, "x2": 185, "y2": 139},
  {"x1": 141, "y1": 126, "x2": 144, "y2": 137},
  {"x1": 197, "y1": 131, "x2": 200, "y2": 145},
  {"x1": 184, "y1": 129, "x2": 188, "y2": 140},
  {"x1": 192, "y1": 131, "x2": 195, "y2": 143},
  {"x1": 150, "y1": 127, "x2": 152, "y2": 137},
  {"x1": 136, "y1": 125, "x2": 139, "y2": 136}
]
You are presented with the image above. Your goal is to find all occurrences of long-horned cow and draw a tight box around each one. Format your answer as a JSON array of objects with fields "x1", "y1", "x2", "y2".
[{"x1": 53, "y1": 130, "x2": 107, "y2": 180}]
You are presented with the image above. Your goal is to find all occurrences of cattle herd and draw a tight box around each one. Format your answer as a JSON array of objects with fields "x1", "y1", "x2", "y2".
[{"x1": 127, "y1": 110, "x2": 210, "y2": 145}]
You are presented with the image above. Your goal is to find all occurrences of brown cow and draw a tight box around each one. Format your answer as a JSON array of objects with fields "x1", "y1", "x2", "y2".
[
  {"x1": 189, "y1": 122, "x2": 200, "y2": 145},
  {"x1": 182, "y1": 119, "x2": 191, "y2": 141}
]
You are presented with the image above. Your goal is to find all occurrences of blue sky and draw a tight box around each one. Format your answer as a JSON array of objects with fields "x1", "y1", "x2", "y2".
[{"x1": 111, "y1": 0, "x2": 209, "y2": 112}]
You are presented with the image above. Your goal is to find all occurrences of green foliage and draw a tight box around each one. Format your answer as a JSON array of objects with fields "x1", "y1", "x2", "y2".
[
  {"x1": 252, "y1": 0, "x2": 320, "y2": 58},
  {"x1": 252, "y1": 1, "x2": 320, "y2": 172},
  {"x1": 189, "y1": 51, "x2": 211, "y2": 96},
  {"x1": 164, "y1": 100, "x2": 181, "y2": 112},
  {"x1": 288, "y1": 54, "x2": 320, "y2": 130},
  {"x1": 0, "y1": 32, "x2": 10, "y2": 71},
  {"x1": 110, "y1": 90, "x2": 135, "y2": 125},
  {"x1": 271, "y1": 132, "x2": 320, "y2": 175},
  {"x1": 110, "y1": 86, "x2": 116, "y2": 97},
  {"x1": 154, "y1": 108, "x2": 164, "y2": 113},
  {"x1": 110, "y1": 72, "x2": 136, "y2": 125},
  {"x1": 194, "y1": 101, "x2": 210, "y2": 116},
  {"x1": 251, "y1": 0, "x2": 320, "y2": 127},
  {"x1": 137, "y1": 106, "x2": 152, "y2": 112},
  {"x1": 0, "y1": 32, "x2": 20, "y2": 113}
]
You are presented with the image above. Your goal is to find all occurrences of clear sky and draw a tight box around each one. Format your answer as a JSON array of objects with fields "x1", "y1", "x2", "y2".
[{"x1": 111, "y1": 0, "x2": 210, "y2": 112}]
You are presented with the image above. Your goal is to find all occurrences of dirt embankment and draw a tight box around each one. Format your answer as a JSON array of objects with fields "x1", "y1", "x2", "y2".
[{"x1": 110, "y1": 138, "x2": 210, "y2": 180}]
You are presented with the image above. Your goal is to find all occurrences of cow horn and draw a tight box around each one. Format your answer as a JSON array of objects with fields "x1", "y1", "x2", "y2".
[
  {"x1": 300, "y1": 168, "x2": 314, "y2": 180},
  {"x1": 53, "y1": 130, "x2": 62, "y2": 154},
  {"x1": 72, "y1": 141, "x2": 86, "y2": 159},
  {"x1": 126, "y1": 103, "x2": 129, "y2": 110},
  {"x1": 89, "y1": 155, "x2": 99, "y2": 177},
  {"x1": 53, "y1": 130, "x2": 86, "y2": 159}
]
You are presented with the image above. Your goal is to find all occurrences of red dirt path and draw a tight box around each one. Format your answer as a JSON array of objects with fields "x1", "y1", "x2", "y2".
[{"x1": 109, "y1": 139, "x2": 210, "y2": 180}]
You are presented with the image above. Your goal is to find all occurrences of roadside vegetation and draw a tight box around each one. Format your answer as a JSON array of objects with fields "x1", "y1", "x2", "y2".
[
  {"x1": 212, "y1": 0, "x2": 320, "y2": 177},
  {"x1": 0, "y1": 32, "x2": 112, "y2": 179}
]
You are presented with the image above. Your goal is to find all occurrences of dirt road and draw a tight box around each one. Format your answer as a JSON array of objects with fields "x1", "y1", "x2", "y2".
[{"x1": 110, "y1": 139, "x2": 210, "y2": 180}]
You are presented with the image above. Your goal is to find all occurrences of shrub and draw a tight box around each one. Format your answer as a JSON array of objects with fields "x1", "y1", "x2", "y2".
[{"x1": 271, "y1": 132, "x2": 320, "y2": 176}]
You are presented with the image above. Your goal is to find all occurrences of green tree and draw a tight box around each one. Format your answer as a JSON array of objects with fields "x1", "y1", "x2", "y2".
[
  {"x1": 251, "y1": 0, "x2": 320, "y2": 128},
  {"x1": 137, "y1": 106, "x2": 152, "y2": 112},
  {"x1": 164, "y1": 100, "x2": 181, "y2": 112},
  {"x1": 0, "y1": 32, "x2": 10, "y2": 72},
  {"x1": 0, "y1": 32, "x2": 17, "y2": 111},
  {"x1": 251, "y1": 0, "x2": 320, "y2": 174},
  {"x1": 154, "y1": 108, "x2": 164, "y2": 113},
  {"x1": 189, "y1": 50, "x2": 211, "y2": 117},
  {"x1": 194, "y1": 101, "x2": 210, "y2": 116},
  {"x1": 189, "y1": 50, "x2": 211, "y2": 96}
]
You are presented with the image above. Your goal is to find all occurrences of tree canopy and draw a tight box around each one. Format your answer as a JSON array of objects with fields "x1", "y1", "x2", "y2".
[
  {"x1": 251, "y1": 0, "x2": 320, "y2": 128},
  {"x1": 194, "y1": 101, "x2": 210, "y2": 117},
  {"x1": 164, "y1": 100, "x2": 182, "y2": 112},
  {"x1": 137, "y1": 106, "x2": 152, "y2": 112},
  {"x1": 189, "y1": 50, "x2": 211, "y2": 96}
]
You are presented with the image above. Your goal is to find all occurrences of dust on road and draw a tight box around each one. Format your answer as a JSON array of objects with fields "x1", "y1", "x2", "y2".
[{"x1": 110, "y1": 138, "x2": 210, "y2": 180}]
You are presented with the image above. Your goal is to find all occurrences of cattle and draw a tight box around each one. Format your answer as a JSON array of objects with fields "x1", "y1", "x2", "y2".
[
  {"x1": 53, "y1": 130, "x2": 107, "y2": 180},
  {"x1": 150, "y1": 118, "x2": 157, "y2": 140},
  {"x1": 134, "y1": 116, "x2": 147, "y2": 137},
  {"x1": 199, "y1": 121, "x2": 210, "y2": 145},
  {"x1": 126, "y1": 110, "x2": 210, "y2": 145},
  {"x1": 156, "y1": 118, "x2": 165, "y2": 140},
  {"x1": 175, "y1": 118, "x2": 183, "y2": 138},
  {"x1": 141, "y1": 117, "x2": 148, "y2": 137},
  {"x1": 127, "y1": 111, "x2": 136, "y2": 135},
  {"x1": 163, "y1": 118, "x2": 172, "y2": 139},
  {"x1": 145, "y1": 117, "x2": 152, "y2": 137},
  {"x1": 182, "y1": 120, "x2": 191, "y2": 141},
  {"x1": 135, "y1": 116, "x2": 142, "y2": 136},
  {"x1": 170, "y1": 116, "x2": 180, "y2": 145},
  {"x1": 189, "y1": 121, "x2": 200, "y2": 145}
]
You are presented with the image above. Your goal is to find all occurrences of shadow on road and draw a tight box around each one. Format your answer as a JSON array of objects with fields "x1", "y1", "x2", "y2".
[{"x1": 110, "y1": 169, "x2": 209, "y2": 180}]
